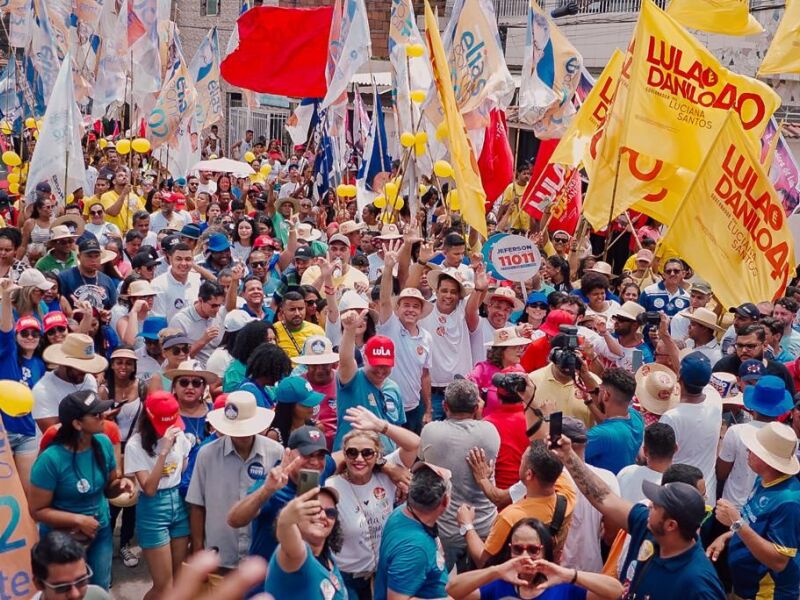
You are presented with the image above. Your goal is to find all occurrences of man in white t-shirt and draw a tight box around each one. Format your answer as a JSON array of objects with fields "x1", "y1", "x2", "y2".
[
  {"x1": 418, "y1": 266, "x2": 485, "y2": 420},
  {"x1": 469, "y1": 287, "x2": 522, "y2": 364},
  {"x1": 660, "y1": 352, "x2": 722, "y2": 502},
  {"x1": 148, "y1": 192, "x2": 191, "y2": 233},
  {"x1": 717, "y1": 375, "x2": 793, "y2": 509},
  {"x1": 151, "y1": 243, "x2": 202, "y2": 317},
  {"x1": 616, "y1": 422, "x2": 676, "y2": 503}
]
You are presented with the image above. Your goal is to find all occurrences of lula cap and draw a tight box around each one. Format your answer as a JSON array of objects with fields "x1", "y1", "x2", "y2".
[
  {"x1": 145, "y1": 391, "x2": 185, "y2": 437},
  {"x1": 364, "y1": 336, "x2": 395, "y2": 367}
]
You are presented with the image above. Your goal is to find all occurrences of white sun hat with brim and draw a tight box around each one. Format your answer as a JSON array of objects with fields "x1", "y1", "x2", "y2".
[
  {"x1": 426, "y1": 267, "x2": 467, "y2": 299},
  {"x1": 740, "y1": 421, "x2": 800, "y2": 475},
  {"x1": 634, "y1": 363, "x2": 680, "y2": 415},
  {"x1": 484, "y1": 287, "x2": 523, "y2": 312},
  {"x1": 338, "y1": 289, "x2": 369, "y2": 312},
  {"x1": 684, "y1": 307, "x2": 724, "y2": 332},
  {"x1": 392, "y1": 288, "x2": 433, "y2": 318},
  {"x1": 293, "y1": 335, "x2": 340, "y2": 365},
  {"x1": 296, "y1": 223, "x2": 322, "y2": 241},
  {"x1": 42, "y1": 333, "x2": 108, "y2": 373},
  {"x1": 206, "y1": 390, "x2": 275, "y2": 437},
  {"x1": 49, "y1": 224, "x2": 80, "y2": 242},
  {"x1": 485, "y1": 326, "x2": 532, "y2": 348},
  {"x1": 164, "y1": 359, "x2": 219, "y2": 385},
  {"x1": 126, "y1": 280, "x2": 159, "y2": 297}
]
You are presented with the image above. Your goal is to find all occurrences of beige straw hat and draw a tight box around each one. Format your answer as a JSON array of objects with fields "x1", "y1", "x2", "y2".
[
  {"x1": 740, "y1": 421, "x2": 800, "y2": 475},
  {"x1": 42, "y1": 333, "x2": 109, "y2": 373},
  {"x1": 206, "y1": 390, "x2": 275, "y2": 437},
  {"x1": 634, "y1": 363, "x2": 680, "y2": 415}
]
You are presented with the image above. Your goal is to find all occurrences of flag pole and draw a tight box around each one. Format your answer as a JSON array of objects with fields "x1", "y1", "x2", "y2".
[
  {"x1": 128, "y1": 50, "x2": 135, "y2": 171},
  {"x1": 601, "y1": 148, "x2": 622, "y2": 262}
]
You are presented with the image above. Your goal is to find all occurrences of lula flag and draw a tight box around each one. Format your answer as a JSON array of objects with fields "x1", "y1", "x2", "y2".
[
  {"x1": 26, "y1": 52, "x2": 87, "y2": 205},
  {"x1": 758, "y1": 0, "x2": 800, "y2": 75},
  {"x1": 130, "y1": 0, "x2": 161, "y2": 96},
  {"x1": 322, "y1": 0, "x2": 371, "y2": 108},
  {"x1": 189, "y1": 27, "x2": 222, "y2": 129}
]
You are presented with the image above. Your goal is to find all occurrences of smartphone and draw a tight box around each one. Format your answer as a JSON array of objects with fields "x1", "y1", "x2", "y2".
[
  {"x1": 549, "y1": 411, "x2": 563, "y2": 450},
  {"x1": 297, "y1": 469, "x2": 320, "y2": 496}
]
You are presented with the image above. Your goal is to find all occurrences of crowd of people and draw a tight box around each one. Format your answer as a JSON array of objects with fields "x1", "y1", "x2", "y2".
[{"x1": 3, "y1": 136, "x2": 800, "y2": 600}]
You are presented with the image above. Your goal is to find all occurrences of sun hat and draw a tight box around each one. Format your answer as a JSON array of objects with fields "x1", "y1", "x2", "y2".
[
  {"x1": 339, "y1": 220, "x2": 364, "y2": 236},
  {"x1": 292, "y1": 335, "x2": 340, "y2": 365},
  {"x1": 338, "y1": 289, "x2": 370, "y2": 312},
  {"x1": 277, "y1": 196, "x2": 300, "y2": 212},
  {"x1": 145, "y1": 391, "x2": 185, "y2": 437},
  {"x1": 288, "y1": 425, "x2": 329, "y2": 456},
  {"x1": 635, "y1": 363, "x2": 680, "y2": 415},
  {"x1": 126, "y1": 280, "x2": 158, "y2": 297},
  {"x1": 739, "y1": 359, "x2": 766, "y2": 383},
  {"x1": 275, "y1": 376, "x2": 325, "y2": 407},
  {"x1": 51, "y1": 214, "x2": 85, "y2": 237},
  {"x1": 485, "y1": 287, "x2": 523, "y2": 312},
  {"x1": 206, "y1": 390, "x2": 275, "y2": 437},
  {"x1": 539, "y1": 309, "x2": 576, "y2": 337},
  {"x1": 296, "y1": 223, "x2": 322, "y2": 241},
  {"x1": 137, "y1": 316, "x2": 168, "y2": 341},
  {"x1": 411, "y1": 461, "x2": 452, "y2": 483},
  {"x1": 49, "y1": 224, "x2": 79, "y2": 242},
  {"x1": 18, "y1": 268, "x2": 53, "y2": 291},
  {"x1": 207, "y1": 232, "x2": 231, "y2": 253},
  {"x1": 329, "y1": 233, "x2": 351, "y2": 247},
  {"x1": 743, "y1": 375, "x2": 793, "y2": 417},
  {"x1": 740, "y1": 421, "x2": 800, "y2": 475},
  {"x1": 179, "y1": 223, "x2": 202, "y2": 240},
  {"x1": 426, "y1": 267, "x2": 467, "y2": 299},
  {"x1": 586, "y1": 261, "x2": 614, "y2": 277},
  {"x1": 613, "y1": 301, "x2": 645, "y2": 322},
  {"x1": 224, "y1": 309, "x2": 256, "y2": 333},
  {"x1": 164, "y1": 359, "x2": 219, "y2": 385},
  {"x1": 42, "y1": 333, "x2": 108, "y2": 373},
  {"x1": 364, "y1": 336, "x2": 395, "y2": 367},
  {"x1": 485, "y1": 326, "x2": 532, "y2": 348},
  {"x1": 679, "y1": 352, "x2": 712, "y2": 388},
  {"x1": 110, "y1": 347, "x2": 137, "y2": 361},
  {"x1": 375, "y1": 224, "x2": 403, "y2": 240},
  {"x1": 642, "y1": 480, "x2": 707, "y2": 530},
  {"x1": 684, "y1": 307, "x2": 722, "y2": 332},
  {"x1": 59, "y1": 390, "x2": 114, "y2": 425},
  {"x1": 43, "y1": 311, "x2": 69, "y2": 333},
  {"x1": 393, "y1": 287, "x2": 433, "y2": 318},
  {"x1": 635, "y1": 249, "x2": 654, "y2": 264},
  {"x1": 709, "y1": 372, "x2": 743, "y2": 406}
]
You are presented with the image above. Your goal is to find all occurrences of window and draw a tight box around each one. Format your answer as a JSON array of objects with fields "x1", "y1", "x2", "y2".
[{"x1": 201, "y1": 0, "x2": 219, "y2": 16}]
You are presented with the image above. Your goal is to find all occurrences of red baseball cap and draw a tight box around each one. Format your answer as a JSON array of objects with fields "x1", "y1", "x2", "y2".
[
  {"x1": 364, "y1": 336, "x2": 395, "y2": 367},
  {"x1": 145, "y1": 391, "x2": 185, "y2": 437},
  {"x1": 540, "y1": 309, "x2": 577, "y2": 337},
  {"x1": 43, "y1": 311, "x2": 69, "y2": 332},
  {"x1": 253, "y1": 235, "x2": 277, "y2": 250},
  {"x1": 161, "y1": 192, "x2": 177, "y2": 203},
  {"x1": 212, "y1": 393, "x2": 228, "y2": 410},
  {"x1": 15, "y1": 316, "x2": 41, "y2": 333}
]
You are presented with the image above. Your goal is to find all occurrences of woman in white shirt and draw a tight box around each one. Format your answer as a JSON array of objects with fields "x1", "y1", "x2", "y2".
[
  {"x1": 124, "y1": 391, "x2": 191, "y2": 599},
  {"x1": 85, "y1": 201, "x2": 121, "y2": 247}
]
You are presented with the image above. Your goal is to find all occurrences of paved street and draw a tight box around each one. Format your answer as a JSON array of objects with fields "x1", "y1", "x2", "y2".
[{"x1": 109, "y1": 532, "x2": 150, "y2": 599}]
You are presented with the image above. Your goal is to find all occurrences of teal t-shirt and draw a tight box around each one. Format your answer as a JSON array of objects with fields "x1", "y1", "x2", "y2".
[
  {"x1": 223, "y1": 359, "x2": 247, "y2": 392},
  {"x1": 265, "y1": 543, "x2": 346, "y2": 599},
  {"x1": 30, "y1": 434, "x2": 116, "y2": 529}
]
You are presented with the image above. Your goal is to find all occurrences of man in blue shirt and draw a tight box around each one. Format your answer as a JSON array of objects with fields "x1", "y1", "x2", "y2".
[
  {"x1": 58, "y1": 237, "x2": 118, "y2": 310},
  {"x1": 586, "y1": 368, "x2": 644, "y2": 475},
  {"x1": 332, "y1": 310, "x2": 404, "y2": 451},
  {"x1": 375, "y1": 462, "x2": 451, "y2": 600},
  {"x1": 552, "y1": 435, "x2": 725, "y2": 600},
  {"x1": 639, "y1": 257, "x2": 691, "y2": 317},
  {"x1": 710, "y1": 421, "x2": 800, "y2": 600}
]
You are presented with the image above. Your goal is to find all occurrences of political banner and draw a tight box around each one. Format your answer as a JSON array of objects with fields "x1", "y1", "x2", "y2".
[
  {"x1": 521, "y1": 138, "x2": 581, "y2": 234},
  {"x1": 322, "y1": 0, "x2": 371, "y2": 108},
  {"x1": 189, "y1": 28, "x2": 222, "y2": 129},
  {"x1": 147, "y1": 37, "x2": 196, "y2": 149},
  {"x1": 758, "y1": 0, "x2": 800, "y2": 76},
  {"x1": 667, "y1": 0, "x2": 763, "y2": 36},
  {"x1": 482, "y1": 233, "x2": 542, "y2": 282},
  {"x1": 661, "y1": 115, "x2": 796, "y2": 308},
  {"x1": 760, "y1": 119, "x2": 800, "y2": 216}
]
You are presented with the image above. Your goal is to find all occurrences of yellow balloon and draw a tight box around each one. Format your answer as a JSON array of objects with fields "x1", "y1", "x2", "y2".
[
  {"x1": 24, "y1": 117, "x2": 36, "y2": 129},
  {"x1": 36, "y1": 119, "x2": 43, "y2": 130},
  {"x1": 336, "y1": 183, "x2": 348, "y2": 198},
  {"x1": 436, "y1": 122, "x2": 449, "y2": 141},
  {"x1": 8, "y1": 183, "x2": 19, "y2": 194},
  {"x1": 448, "y1": 189, "x2": 460, "y2": 211},
  {"x1": 0, "y1": 121, "x2": 12, "y2": 135},
  {"x1": 415, "y1": 131, "x2": 428, "y2": 145},
  {"x1": 405, "y1": 43, "x2": 425, "y2": 58},
  {"x1": 0, "y1": 380, "x2": 34, "y2": 416},
  {"x1": 385, "y1": 181, "x2": 399, "y2": 200},
  {"x1": 433, "y1": 160, "x2": 453, "y2": 179},
  {"x1": 98, "y1": 138, "x2": 108, "y2": 149},
  {"x1": 131, "y1": 137, "x2": 151, "y2": 153},
  {"x1": 209, "y1": 153, "x2": 218, "y2": 160},
  {"x1": 33, "y1": 131, "x2": 38, "y2": 140},
  {"x1": 2, "y1": 150, "x2": 21, "y2": 167},
  {"x1": 410, "y1": 90, "x2": 427, "y2": 104},
  {"x1": 244, "y1": 151, "x2": 256, "y2": 163},
  {"x1": 116, "y1": 139, "x2": 131, "y2": 155},
  {"x1": 380, "y1": 211, "x2": 397, "y2": 224},
  {"x1": 254, "y1": 175, "x2": 266, "y2": 184},
  {"x1": 419, "y1": 184, "x2": 430, "y2": 197},
  {"x1": 415, "y1": 142, "x2": 427, "y2": 157},
  {"x1": 390, "y1": 197, "x2": 405, "y2": 210},
  {"x1": 373, "y1": 195, "x2": 387, "y2": 209},
  {"x1": 400, "y1": 131, "x2": 415, "y2": 148},
  {"x1": 260, "y1": 164, "x2": 272, "y2": 176},
  {"x1": 7, "y1": 172, "x2": 19, "y2": 184},
  {"x1": 345, "y1": 184, "x2": 357, "y2": 198}
]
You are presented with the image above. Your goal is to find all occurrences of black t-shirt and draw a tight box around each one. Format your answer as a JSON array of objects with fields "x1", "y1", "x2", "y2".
[{"x1": 712, "y1": 354, "x2": 796, "y2": 395}]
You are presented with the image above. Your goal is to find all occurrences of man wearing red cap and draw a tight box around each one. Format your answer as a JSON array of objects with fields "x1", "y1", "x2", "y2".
[
  {"x1": 149, "y1": 192, "x2": 190, "y2": 233},
  {"x1": 332, "y1": 310, "x2": 404, "y2": 452}
]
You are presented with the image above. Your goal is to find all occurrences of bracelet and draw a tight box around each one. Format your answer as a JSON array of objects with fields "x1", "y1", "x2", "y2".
[
  {"x1": 571, "y1": 568, "x2": 579, "y2": 584},
  {"x1": 380, "y1": 421, "x2": 389, "y2": 434}
]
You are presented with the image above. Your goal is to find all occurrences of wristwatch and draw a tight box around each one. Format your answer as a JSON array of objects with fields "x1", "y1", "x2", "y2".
[
  {"x1": 730, "y1": 519, "x2": 744, "y2": 533},
  {"x1": 459, "y1": 523, "x2": 475, "y2": 536}
]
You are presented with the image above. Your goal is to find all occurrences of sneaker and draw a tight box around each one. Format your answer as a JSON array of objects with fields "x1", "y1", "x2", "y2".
[{"x1": 120, "y1": 544, "x2": 139, "y2": 568}]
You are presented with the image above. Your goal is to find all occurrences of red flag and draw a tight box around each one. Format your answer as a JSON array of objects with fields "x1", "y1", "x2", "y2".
[
  {"x1": 221, "y1": 6, "x2": 333, "y2": 98},
  {"x1": 127, "y1": 3, "x2": 146, "y2": 47},
  {"x1": 521, "y1": 139, "x2": 582, "y2": 234},
  {"x1": 477, "y1": 108, "x2": 514, "y2": 212}
]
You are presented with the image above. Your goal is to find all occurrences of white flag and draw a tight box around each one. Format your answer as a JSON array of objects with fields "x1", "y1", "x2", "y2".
[
  {"x1": 26, "y1": 52, "x2": 87, "y2": 205},
  {"x1": 91, "y1": 0, "x2": 129, "y2": 119},
  {"x1": 30, "y1": 0, "x2": 62, "y2": 100},
  {"x1": 322, "y1": 0, "x2": 371, "y2": 108},
  {"x1": 188, "y1": 28, "x2": 222, "y2": 129},
  {"x1": 146, "y1": 36, "x2": 196, "y2": 149}
]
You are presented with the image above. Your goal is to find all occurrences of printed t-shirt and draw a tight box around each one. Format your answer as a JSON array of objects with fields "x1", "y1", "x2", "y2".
[
  {"x1": 265, "y1": 544, "x2": 346, "y2": 599},
  {"x1": 124, "y1": 431, "x2": 191, "y2": 489}
]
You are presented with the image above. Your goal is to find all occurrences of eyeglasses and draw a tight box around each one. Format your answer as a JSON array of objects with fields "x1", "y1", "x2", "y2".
[
  {"x1": 177, "y1": 377, "x2": 205, "y2": 388},
  {"x1": 18, "y1": 329, "x2": 41, "y2": 339},
  {"x1": 41, "y1": 566, "x2": 93, "y2": 594},
  {"x1": 322, "y1": 507, "x2": 338, "y2": 520},
  {"x1": 204, "y1": 301, "x2": 223, "y2": 309},
  {"x1": 170, "y1": 344, "x2": 190, "y2": 355},
  {"x1": 46, "y1": 326, "x2": 67, "y2": 335},
  {"x1": 89, "y1": 209, "x2": 104, "y2": 216},
  {"x1": 664, "y1": 269, "x2": 682, "y2": 275},
  {"x1": 249, "y1": 261, "x2": 266, "y2": 268},
  {"x1": 735, "y1": 342, "x2": 760, "y2": 350},
  {"x1": 509, "y1": 543, "x2": 542, "y2": 556},
  {"x1": 344, "y1": 447, "x2": 377, "y2": 460}
]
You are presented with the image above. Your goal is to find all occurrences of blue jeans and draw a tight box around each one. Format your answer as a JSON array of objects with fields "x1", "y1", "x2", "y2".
[
  {"x1": 342, "y1": 571, "x2": 373, "y2": 600},
  {"x1": 403, "y1": 403, "x2": 424, "y2": 435},
  {"x1": 86, "y1": 524, "x2": 113, "y2": 590},
  {"x1": 431, "y1": 388, "x2": 446, "y2": 421}
]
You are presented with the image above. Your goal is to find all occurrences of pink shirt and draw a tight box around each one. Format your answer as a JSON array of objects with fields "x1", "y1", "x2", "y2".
[
  {"x1": 467, "y1": 361, "x2": 502, "y2": 416},
  {"x1": 306, "y1": 375, "x2": 337, "y2": 450}
]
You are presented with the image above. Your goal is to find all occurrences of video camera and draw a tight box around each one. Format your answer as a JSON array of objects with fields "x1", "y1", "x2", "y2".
[
  {"x1": 491, "y1": 371, "x2": 528, "y2": 397},
  {"x1": 550, "y1": 324, "x2": 582, "y2": 375}
]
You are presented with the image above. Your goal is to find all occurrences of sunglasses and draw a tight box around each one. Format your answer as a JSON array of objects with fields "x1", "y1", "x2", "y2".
[
  {"x1": 170, "y1": 344, "x2": 190, "y2": 355},
  {"x1": 249, "y1": 261, "x2": 266, "y2": 268},
  {"x1": 46, "y1": 326, "x2": 67, "y2": 335},
  {"x1": 553, "y1": 237, "x2": 569, "y2": 243},
  {"x1": 664, "y1": 269, "x2": 682, "y2": 275},
  {"x1": 177, "y1": 377, "x2": 205, "y2": 388},
  {"x1": 527, "y1": 302, "x2": 548, "y2": 310},
  {"x1": 509, "y1": 543, "x2": 543, "y2": 555},
  {"x1": 344, "y1": 447, "x2": 377, "y2": 460},
  {"x1": 41, "y1": 567, "x2": 93, "y2": 594},
  {"x1": 322, "y1": 507, "x2": 338, "y2": 519},
  {"x1": 89, "y1": 209, "x2": 104, "y2": 215},
  {"x1": 18, "y1": 329, "x2": 41, "y2": 338}
]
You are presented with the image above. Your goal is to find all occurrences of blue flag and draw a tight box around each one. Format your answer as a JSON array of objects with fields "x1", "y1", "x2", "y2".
[{"x1": 357, "y1": 97, "x2": 392, "y2": 191}]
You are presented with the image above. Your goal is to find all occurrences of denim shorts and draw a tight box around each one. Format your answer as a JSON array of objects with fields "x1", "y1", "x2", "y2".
[
  {"x1": 135, "y1": 487, "x2": 189, "y2": 549},
  {"x1": 7, "y1": 431, "x2": 38, "y2": 455}
]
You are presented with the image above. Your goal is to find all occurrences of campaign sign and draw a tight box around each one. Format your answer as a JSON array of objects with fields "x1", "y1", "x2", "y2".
[{"x1": 483, "y1": 233, "x2": 541, "y2": 282}]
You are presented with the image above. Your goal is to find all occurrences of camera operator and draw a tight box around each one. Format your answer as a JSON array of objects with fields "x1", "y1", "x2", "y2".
[{"x1": 526, "y1": 327, "x2": 602, "y2": 428}]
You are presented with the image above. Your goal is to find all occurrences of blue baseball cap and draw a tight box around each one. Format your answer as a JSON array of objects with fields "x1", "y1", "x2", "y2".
[
  {"x1": 739, "y1": 359, "x2": 766, "y2": 382},
  {"x1": 207, "y1": 232, "x2": 231, "y2": 253},
  {"x1": 175, "y1": 177, "x2": 187, "y2": 186},
  {"x1": 526, "y1": 291, "x2": 549, "y2": 306},
  {"x1": 137, "y1": 316, "x2": 168, "y2": 340},
  {"x1": 275, "y1": 376, "x2": 324, "y2": 408},
  {"x1": 679, "y1": 351, "x2": 712, "y2": 388},
  {"x1": 743, "y1": 375, "x2": 793, "y2": 417},
  {"x1": 179, "y1": 223, "x2": 202, "y2": 240}
]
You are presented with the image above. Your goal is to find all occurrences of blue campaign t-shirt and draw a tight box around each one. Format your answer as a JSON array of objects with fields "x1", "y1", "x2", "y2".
[
  {"x1": 0, "y1": 329, "x2": 44, "y2": 436},
  {"x1": 585, "y1": 407, "x2": 644, "y2": 475},
  {"x1": 480, "y1": 581, "x2": 586, "y2": 600},
  {"x1": 249, "y1": 454, "x2": 336, "y2": 561},
  {"x1": 332, "y1": 369, "x2": 404, "y2": 452},
  {"x1": 728, "y1": 475, "x2": 800, "y2": 600},
  {"x1": 179, "y1": 414, "x2": 210, "y2": 497},
  {"x1": 265, "y1": 544, "x2": 346, "y2": 600},
  {"x1": 622, "y1": 503, "x2": 725, "y2": 600},
  {"x1": 237, "y1": 379, "x2": 276, "y2": 409},
  {"x1": 638, "y1": 281, "x2": 690, "y2": 317},
  {"x1": 374, "y1": 507, "x2": 448, "y2": 600},
  {"x1": 30, "y1": 434, "x2": 116, "y2": 529},
  {"x1": 58, "y1": 267, "x2": 118, "y2": 310}
]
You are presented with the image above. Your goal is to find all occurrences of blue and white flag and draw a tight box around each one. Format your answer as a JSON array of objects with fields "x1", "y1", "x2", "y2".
[
  {"x1": 31, "y1": 0, "x2": 62, "y2": 100},
  {"x1": 0, "y1": 57, "x2": 23, "y2": 123},
  {"x1": 357, "y1": 97, "x2": 391, "y2": 191},
  {"x1": 189, "y1": 27, "x2": 222, "y2": 129},
  {"x1": 322, "y1": 0, "x2": 371, "y2": 108}
]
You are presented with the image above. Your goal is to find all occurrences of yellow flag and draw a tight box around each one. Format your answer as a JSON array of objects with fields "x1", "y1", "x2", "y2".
[
  {"x1": 660, "y1": 114, "x2": 796, "y2": 308},
  {"x1": 424, "y1": 0, "x2": 487, "y2": 239},
  {"x1": 758, "y1": 0, "x2": 800, "y2": 75},
  {"x1": 667, "y1": 0, "x2": 763, "y2": 36}
]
